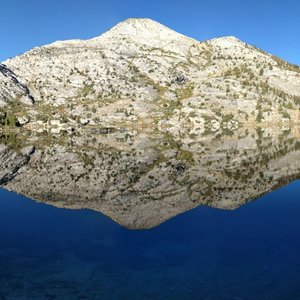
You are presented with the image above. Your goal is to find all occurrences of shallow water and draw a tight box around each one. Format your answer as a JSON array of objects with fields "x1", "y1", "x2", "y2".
[{"x1": 1, "y1": 180, "x2": 300, "y2": 299}]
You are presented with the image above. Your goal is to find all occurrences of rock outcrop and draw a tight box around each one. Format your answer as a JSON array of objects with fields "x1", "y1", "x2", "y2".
[{"x1": 0, "y1": 64, "x2": 34, "y2": 107}]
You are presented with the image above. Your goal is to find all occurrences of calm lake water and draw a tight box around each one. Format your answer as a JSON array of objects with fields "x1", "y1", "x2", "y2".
[
  {"x1": 0, "y1": 128, "x2": 300, "y2": 299},
  {"x1": 1, "y1": 181, "x2": 300, "y2": 299}
]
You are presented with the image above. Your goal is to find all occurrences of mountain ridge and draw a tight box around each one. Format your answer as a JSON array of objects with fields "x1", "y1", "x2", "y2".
[{"x1": 1, "y1": 18, "x2": 300, "y2": 133}]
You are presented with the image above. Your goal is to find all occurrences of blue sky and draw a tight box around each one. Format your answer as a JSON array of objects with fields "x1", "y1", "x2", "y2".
[{"x1": 0, "y1": 0, "x2": 299, "y2": 64}]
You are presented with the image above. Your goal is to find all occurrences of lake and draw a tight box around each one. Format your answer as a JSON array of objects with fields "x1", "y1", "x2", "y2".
[{"x1": 0, "y1": 127, "x2": 300, "y2": 299}]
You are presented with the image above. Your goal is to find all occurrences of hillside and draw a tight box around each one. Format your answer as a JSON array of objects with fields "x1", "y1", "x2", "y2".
[{"x1": 1, "y1": 18, "x2": 300, "y2": 133}]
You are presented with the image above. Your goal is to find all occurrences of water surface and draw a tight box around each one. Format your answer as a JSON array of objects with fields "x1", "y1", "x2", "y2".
[{"x1": 0, "y1": 127, "x2": 300, "y2": 299}]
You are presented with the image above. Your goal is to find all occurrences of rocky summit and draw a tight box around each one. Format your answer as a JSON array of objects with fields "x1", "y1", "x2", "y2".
[{"x1": 0, "y1": 18, "x2": 300, "y2": 133}]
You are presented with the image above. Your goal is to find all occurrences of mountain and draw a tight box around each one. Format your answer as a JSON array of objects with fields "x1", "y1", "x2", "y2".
[
  {"x1": 1, "y1": 127, "x2": 300, "y2": 229},
  {"x1": 1, "y1": 19, "x2": 300, "y2": 229},
  {"x1": 1, "y1": 18, "x2": 300, "y2": 133}
]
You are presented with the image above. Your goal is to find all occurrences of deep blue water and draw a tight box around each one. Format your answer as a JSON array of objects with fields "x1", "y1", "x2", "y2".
[{"x1": 0, "y1": 181, "x2": 300, "y2": 299}]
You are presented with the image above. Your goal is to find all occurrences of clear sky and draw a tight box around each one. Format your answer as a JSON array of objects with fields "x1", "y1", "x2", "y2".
[{"x1": 0, "y1": 0, "x2": 299, "y2": 65}]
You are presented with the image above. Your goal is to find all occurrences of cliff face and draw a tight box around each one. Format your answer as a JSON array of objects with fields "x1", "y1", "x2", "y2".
[
  {"x1": 0, "y1": 64, "x2": 34, "y2": 107},
  {"x1": 1, "y1": 127, "x2": 300, "y2": 229},
  {"x1": 1, "y1": 18, "x2": 300, "y2": 132}
]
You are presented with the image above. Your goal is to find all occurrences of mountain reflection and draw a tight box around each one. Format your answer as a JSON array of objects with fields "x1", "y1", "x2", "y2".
[{"x1": 1, "y1": 126, "x2": 300, "y2": 229}]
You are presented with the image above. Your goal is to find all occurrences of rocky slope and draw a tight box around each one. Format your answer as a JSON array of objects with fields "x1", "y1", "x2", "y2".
[
  {"x1": 0, "y1": 63, "x2": 34, "y2": 107},
  {"x1": 1, "y1": 127, "x2": 300, "y2": 229},
  {"x1": 1, "y1": 18, "x2": 300, "y2": 133}
]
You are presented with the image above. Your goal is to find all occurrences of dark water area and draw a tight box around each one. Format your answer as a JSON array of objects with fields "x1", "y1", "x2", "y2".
[{"x1": 1, "y1": 180, "x2": 300, "y2": 299}]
